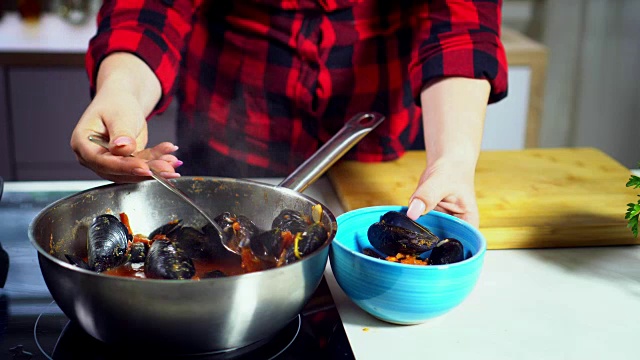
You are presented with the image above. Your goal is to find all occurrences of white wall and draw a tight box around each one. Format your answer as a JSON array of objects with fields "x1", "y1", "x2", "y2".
[{"x1": 502, "y1": 0, "x2": 640, "y2": 168}]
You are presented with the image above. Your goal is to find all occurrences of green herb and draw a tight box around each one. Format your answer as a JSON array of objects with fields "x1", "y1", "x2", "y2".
[{"x1": 626, "y1": 164, "x2": 640, "y2": 238}]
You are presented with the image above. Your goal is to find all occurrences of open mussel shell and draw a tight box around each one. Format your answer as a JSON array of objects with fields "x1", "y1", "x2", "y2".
[
  {"x1": 272, "y1": 209, "x2": 308, "y2": 234},
  {"x1": 87, "y1": 214, "x2": 130, "y2": 272},
  {"x1": 215, "y1": 212, "x2": 259, "y2": 251},
  {"x1": 278, "y1": 222, "x2": 329, "y2": 265},
  {"x1": 249, "y1": 229, "x2": 284, "y2": 265},
  {"x1": 367, "y1": 211, "x2": 440, "y2": 257},
  {"x1": 379, "y1": 211, "x2": 438, "y2": 239},
  {"x1": 428, "y1": 238, "x2": 464, "y2": 265}
]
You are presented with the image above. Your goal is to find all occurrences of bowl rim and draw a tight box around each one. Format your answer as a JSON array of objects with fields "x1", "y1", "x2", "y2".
[{"x1": 332, "y1": 205, "x2": 487, "y2": 270}]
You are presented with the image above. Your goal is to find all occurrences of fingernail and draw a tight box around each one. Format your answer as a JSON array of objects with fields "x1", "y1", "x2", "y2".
[
  {"x1": 161, "y1": 172, "x2": 181, "y2": 178},
  {"x1": 114, "y1": 137, "x2": 133, "y2": 147},
  {"x1": 407, "y1": 198, "x2": 426, "y2": 219},
  {"x1": 133, "y1": 168, "x2": 152, "y2": 177},
  {"x1": 174, "y1": 160, "x2": 184, "y2": 168}
]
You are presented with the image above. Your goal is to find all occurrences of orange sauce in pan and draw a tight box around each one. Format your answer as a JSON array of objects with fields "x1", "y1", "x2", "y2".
[{"x1": 103, "y1": 257, "x2": 245, "y2": 279}]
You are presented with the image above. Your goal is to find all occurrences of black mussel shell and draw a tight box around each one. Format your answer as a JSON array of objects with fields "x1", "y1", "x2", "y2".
[
  {"x1": 361, "y1": 248, "x2": 386, "y2": 260},
  {"x1": 88, "y1": 214, "x2": 130, "y2": 272},
  {"x1": 214, "y1": 212, "x2": 259, "y2": 250},
  {"x1": 148, "y1": 219, "x2": 183, "y2": 240},
  {"x1": 279, "y1": 222, "x2": 329, "y2": 265},
  {"x1": 380, "y1": 211, "x2": 438, "y2": 239},
  {"x1": 249, "y1": 229, "x2": 284, "y2": 264},
  {"x1": 272, "y1": 209, "x2": 308, "y2": 234},
  {"x1": 367, "y1": 222, "x2": 440, "y2": 257},
  {"x1": 128, "y1": 242, "x2": 148, "y2": 263},
  {"x1": 202, "y1": 270, "x2": 227, "y2": 278},
  {"x1": 144, "y1": 240, "x2": 195, "y2": 280},
  {"x1": 428, "y1": 238, "x2": 464, "y2": 265},
  {"x1": 65, "y1": 254, "x2": 92, "y2": 270},
  {"x1": 169, "y1": 226, "x2": 216, "y2": 260}
]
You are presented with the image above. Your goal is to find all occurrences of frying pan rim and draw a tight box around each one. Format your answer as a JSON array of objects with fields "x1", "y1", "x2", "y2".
[{"x1": 28, "y1": 176, "x2": 337, "y2": 284}]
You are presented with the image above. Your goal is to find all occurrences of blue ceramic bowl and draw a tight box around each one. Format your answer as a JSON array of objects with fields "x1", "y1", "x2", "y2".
[{"x1": 329, "y1": 206, "x2": 486, "y2": 325}]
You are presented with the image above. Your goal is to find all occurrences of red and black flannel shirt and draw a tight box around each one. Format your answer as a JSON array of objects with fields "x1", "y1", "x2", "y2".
[{"x1": 86, "y1": 0, "x2": 508, "y2": 177}]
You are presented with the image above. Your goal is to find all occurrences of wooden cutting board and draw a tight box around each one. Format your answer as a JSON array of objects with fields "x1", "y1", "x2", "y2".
[{"x1": 327, "y1": 147, "x2": 639, "y2": 249}]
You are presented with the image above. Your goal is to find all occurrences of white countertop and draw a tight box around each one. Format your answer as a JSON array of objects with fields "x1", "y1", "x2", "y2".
[
  {"x1": 4, "y1": 171, "x2": 640, "y2": 359},
  {"x1": 0, "y1": 12, "x2": 96, "y2": 53}
]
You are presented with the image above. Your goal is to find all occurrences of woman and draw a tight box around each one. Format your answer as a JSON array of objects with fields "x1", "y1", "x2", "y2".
[{"x1": 70, "y1": 0, "x2": 508, "y2": 228}]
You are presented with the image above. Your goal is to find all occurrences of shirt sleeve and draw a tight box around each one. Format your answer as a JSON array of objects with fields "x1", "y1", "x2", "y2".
[
  {"x1": 85, "y1": 0, "x2": 197, "y2": 115},
  {"x1": 408, "y1": 0, "x2": 509, "y2": 106}
]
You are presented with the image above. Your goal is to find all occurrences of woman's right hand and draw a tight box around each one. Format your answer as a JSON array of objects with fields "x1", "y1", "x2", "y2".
[{"x1": 70, "y1": 52, "x2": 182, "y2": 183}]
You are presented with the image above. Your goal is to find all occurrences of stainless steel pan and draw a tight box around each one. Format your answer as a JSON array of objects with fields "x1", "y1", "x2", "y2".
[{"x1": 29, "y1": 113, "x2": 384, "y2": 354}]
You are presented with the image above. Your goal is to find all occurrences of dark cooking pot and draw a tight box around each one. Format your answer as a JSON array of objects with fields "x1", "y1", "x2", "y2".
[{"x1": 28, "y1": 113, "x2": 384, "y2": 354}]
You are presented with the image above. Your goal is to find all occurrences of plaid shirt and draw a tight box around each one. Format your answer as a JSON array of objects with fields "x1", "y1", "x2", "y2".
[{"x1": 86, "y1": 0, "x2": 508, "y2": 177}]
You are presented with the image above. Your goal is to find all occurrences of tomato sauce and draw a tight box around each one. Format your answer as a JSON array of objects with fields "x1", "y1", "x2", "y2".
[{"x1": 103, "y1": 256, "x2": 246, "y2": 279}]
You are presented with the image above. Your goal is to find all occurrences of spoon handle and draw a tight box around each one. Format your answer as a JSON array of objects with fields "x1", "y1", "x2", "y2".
[{"x1": 87, "y1": 135, "x2": 223, "y2": 238}]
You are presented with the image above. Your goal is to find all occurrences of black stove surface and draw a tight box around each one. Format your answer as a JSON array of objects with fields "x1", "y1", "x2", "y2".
[{"x1": 0, "y1": 189, "x2": 355, "y2": 360}]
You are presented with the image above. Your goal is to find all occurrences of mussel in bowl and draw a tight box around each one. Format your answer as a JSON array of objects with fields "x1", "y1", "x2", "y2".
[{"x1": 363, "y1": 211, "x2": 466, "y2": 266}]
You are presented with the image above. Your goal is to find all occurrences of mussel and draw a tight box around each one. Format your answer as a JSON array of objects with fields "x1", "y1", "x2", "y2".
[
  {"x1": 428, "y1": 238, "x2": 464, "y2": 265},
  {"x1": 380, "y1": 211, "x2": 438, "y2": 238},
  {"x1": 249, "y1": 228, "x2": 286, "y2": 265},
  {"x1": 88, "y1": 214, "x2": 131, "y2": 272},
  {"x1": 272, "y1": 210, "x2": 308, "y2": 234},
  {"x1": 361, "y1": 248, "x2": 386, "y2": 260},
  {"x1": 128, "y1": 242, "x2": 148, "y2": 263},
  {"x1": 169, "y1": 226, "x2": 216, "y2": 260},
  {"x1": 278, "y1": 222, "x2": 329, "y2": 265},
  {"x1": 65, "y1": 254, "x2": 92, "y2": 270},
  {"x1": 202, "y1": 270, "x2": 227, "y2": 278},
  {"x1": 215, "y1": 212, "x2": 259, "y2": 251},
  {"x1": 148, "y1": 219, "x2": 182, "y2": 240},
  {"x1": 367, "y1": 211, "x2": 440, "y2": 257},
  {"x1": 144, "y1": 240, "x2": 195, "y2": 280}
]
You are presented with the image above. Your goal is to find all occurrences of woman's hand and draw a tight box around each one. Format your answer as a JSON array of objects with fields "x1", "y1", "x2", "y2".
[
  {"x1": 70, "y1": 52, "x2": 182, "y2": 183},
  {"x1": 407, "y1": 158, "x2": 479, "y2": 228},
  {"x1": 406, "y1": 77, "x2": 491, "y2": 229}
]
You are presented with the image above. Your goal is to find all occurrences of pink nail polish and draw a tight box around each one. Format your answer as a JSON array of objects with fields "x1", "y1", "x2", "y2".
[
  {"x1": 133, "y1": 168, "x2": 152, "y2": 177},
  {"x1": 161, "y1": 172, "x2": 181, "y2": 178},
  {"x1": 114, "y1": 137, "x2": 133, "y2": 147},
  {"x1": 407, "y1": 198, "x2": 426, "y2": 219},
  {"x1": 174, "y1": 160, "x2": 184, "y2": 168}
]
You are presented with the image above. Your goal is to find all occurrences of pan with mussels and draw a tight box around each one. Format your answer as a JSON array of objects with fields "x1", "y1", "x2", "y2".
[
  {"x1": 28, "y1": 112, "x2": 383, "y2": 353},
  {"x1": 65, "y1": 204, "x2": 328, "y2": 280}
]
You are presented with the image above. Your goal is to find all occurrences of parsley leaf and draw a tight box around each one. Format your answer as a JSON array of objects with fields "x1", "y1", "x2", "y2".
[{"x1": 626, "y1": 165, "x2": 640, "y2": 238}]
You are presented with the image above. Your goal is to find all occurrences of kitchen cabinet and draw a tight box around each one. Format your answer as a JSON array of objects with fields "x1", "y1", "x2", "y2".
[
  {"x1": 0, "y1": 12, "x2": 547, "y2": 180},
  {"x1": 7, "y1": 68, "x2": 177, "y2": 180},
  {"x1": 0, "y1": 68, "x2": 13, "y2": 179}
]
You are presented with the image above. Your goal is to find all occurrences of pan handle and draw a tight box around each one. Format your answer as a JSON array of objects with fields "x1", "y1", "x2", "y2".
[{"x1": 278, "y1": 112, "x2": 385, "y2": 192}]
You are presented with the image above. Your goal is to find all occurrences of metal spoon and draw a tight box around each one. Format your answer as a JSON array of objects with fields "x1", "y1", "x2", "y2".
[{"x1": 87, "y1": 135, "x2": 231, "y2": 254}]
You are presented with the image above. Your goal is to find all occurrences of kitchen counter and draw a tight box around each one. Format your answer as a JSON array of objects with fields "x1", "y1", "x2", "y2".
[
  {"x1": 0, "y1": 12, "x2": 96, "y2": 66},
  {"x1": 4, "y1": 172, "x2": 640, "y2": 359}
]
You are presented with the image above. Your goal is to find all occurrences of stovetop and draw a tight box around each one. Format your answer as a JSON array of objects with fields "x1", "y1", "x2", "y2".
[{"x1": 0, "y1": 188, "x2": 355, "y2": 360}]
